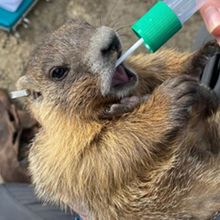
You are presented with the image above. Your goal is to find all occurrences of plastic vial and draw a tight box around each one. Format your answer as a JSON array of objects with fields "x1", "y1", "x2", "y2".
[{"x1": 116, "y1": 0, "x2": 209, "y2": 67}]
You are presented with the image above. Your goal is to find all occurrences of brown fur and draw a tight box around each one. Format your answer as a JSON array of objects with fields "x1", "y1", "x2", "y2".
[{"x1": 17, "y1": 19, "x2": 220, "y2": 219}]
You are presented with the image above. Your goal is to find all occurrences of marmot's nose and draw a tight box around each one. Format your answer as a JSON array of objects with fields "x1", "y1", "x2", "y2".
[
  {"x1": 87, "y1": 27, "x2": 122, "y2": 66},
  {"x1": 100, "y1": 34, "x2": 122, "y2": 59},
  {"x1": 93, "y1": 26, "x2": 122, "y2": 61}
]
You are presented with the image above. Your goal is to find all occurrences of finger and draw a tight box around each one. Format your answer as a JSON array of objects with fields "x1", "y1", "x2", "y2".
[{"x1": 200, "y1": 4, "x2": 220, "y2": 44}]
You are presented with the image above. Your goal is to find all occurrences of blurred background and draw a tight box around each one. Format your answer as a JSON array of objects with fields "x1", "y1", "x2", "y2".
[{"x1": 0, "y1": 0, "x2": 203, "y2": 91}]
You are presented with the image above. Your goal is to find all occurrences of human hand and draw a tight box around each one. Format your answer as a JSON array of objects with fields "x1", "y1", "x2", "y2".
[{"x1": 200, "y1": 0, "x2": 220, "y2": 44}]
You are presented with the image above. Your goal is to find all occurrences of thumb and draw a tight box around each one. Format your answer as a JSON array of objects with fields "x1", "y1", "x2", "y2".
[{"x1": 200, "y1": 4, "x2": 220, "y2": 44}]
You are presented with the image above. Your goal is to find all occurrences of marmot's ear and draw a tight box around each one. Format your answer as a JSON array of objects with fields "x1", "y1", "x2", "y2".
[{"x1": 16, "y1": 75, "x2": 32, "y2": 90}]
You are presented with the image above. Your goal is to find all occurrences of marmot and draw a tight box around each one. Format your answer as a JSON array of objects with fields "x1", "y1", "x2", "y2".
[{"x1": 17, "y1": 19, "x2": 220, "y2": 219}]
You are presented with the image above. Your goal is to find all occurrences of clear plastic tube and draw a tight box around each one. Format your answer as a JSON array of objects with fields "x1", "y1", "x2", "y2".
[{"x1": 164, "y1": 0, "x2": 209, "y2": 24}]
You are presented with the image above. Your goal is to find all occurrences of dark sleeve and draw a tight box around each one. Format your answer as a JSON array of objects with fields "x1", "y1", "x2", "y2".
[{"x1": 0, "y1": 183, "x2": 80, "y2": 220}]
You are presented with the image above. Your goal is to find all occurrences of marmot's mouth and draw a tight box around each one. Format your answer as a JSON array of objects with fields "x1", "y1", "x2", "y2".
[
  {"x1": 111, "y1": 64, "x2": 137, "y2": 89},
  {"x1": 30, "y1": 90, "x2": 42, "y2": 101}
]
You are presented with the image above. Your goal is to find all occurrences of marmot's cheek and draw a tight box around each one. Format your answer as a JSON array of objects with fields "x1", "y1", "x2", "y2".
[
  {"x1": 16, "y1": 75, "x2": 39, "y2": 93},
  {"x1": 100, "y1": 73, "x2": 112, "y2": 97},
  {"x1": 29, "y1": 100, "x2": 50, "y2": 125},
  {"x1": 16, "y1": 76, "x2": 30, "y2": 90}
]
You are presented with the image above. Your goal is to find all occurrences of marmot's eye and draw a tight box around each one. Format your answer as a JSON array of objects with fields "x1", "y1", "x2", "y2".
[{"x1": 49, "y1": 66, "x2": 69, "y2": 81}]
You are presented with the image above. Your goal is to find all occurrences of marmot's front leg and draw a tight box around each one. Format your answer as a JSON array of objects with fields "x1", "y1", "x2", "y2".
[{"x1": 121, "y1": 75, "x2": 218, "y2": 144}]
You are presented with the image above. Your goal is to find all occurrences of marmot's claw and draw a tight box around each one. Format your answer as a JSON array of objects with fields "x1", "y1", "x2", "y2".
[
  {"x1": 102, "y1": 95, "x2": 148, "y2": 119},
  {"x1": 157, "y1": 75, "x2": 216, "y2": 122}
]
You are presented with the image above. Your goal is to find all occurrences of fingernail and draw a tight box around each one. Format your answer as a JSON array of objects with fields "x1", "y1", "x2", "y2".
[{"x1": 203, "y1": 6, "x2": 220, "y2": 33}]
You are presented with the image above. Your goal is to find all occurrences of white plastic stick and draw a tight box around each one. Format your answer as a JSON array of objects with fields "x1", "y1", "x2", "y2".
[
  {"x1": 10, "y1": 89, "x2": 29, "y2": 99},
  {"x1": 115, "y1": 38, "x2": 144, "y2": 67}
]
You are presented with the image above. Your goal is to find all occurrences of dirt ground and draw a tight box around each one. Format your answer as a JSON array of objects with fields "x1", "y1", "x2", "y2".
[{"x1": 0, "y1": 0, "x2": 204, "y2": 91}]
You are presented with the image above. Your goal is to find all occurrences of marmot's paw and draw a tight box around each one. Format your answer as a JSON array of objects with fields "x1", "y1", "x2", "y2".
[
  {"x1": 156, "y1": 75, "x2": 215, "y2": 123},
  {"x1": 102, "y1": 95, "x2": 148, "y2": 119},
  {"x1": 189, "y1": 40, "x2": 220, "y2": 77},
  {"x1": 200, "y1": 40, "x2": 220, "y2": 57}
]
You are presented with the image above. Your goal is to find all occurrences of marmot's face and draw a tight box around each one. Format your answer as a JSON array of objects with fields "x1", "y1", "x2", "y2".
[{"x1": 17, "y1": 19, "x2": 138, "y2": 117}]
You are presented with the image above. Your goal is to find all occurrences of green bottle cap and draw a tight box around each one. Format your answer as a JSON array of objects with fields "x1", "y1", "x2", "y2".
[{"x1": 131, "y1": 1, "x2": 183, "y2": 52}]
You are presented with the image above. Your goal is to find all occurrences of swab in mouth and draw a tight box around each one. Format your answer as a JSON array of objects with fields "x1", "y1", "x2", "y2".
[{"x1": 10, "y1": 89, "x2": 30, "y2": 99}]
